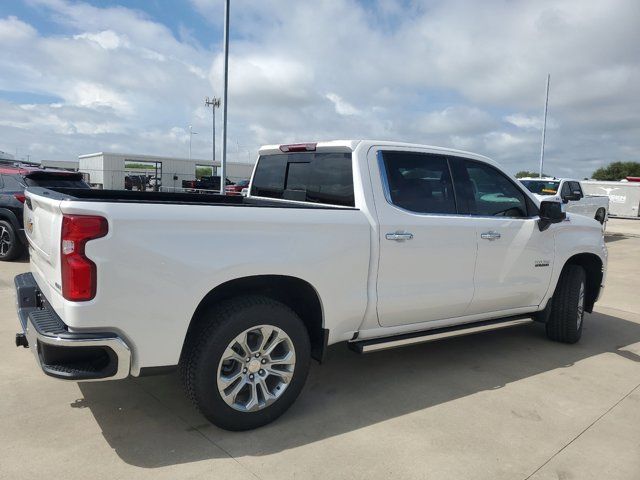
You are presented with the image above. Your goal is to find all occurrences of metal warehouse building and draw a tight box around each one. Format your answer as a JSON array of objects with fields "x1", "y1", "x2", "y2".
[{"x1": 78, "y1": 152, "x2": 254, "y2": 190}]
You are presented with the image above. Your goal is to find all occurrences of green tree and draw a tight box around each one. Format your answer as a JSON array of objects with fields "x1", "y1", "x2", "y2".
[
  {"x1": 592, "y1": 161, "x2": 640, "y2": 181},
  {"x1": 515, "y1": 170, "x2": 551, "y2": 178}
]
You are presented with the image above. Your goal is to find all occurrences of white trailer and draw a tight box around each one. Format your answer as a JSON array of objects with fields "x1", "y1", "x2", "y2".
[{"x1": 582, "y1": 181, "x2": 640, "y2": 218}]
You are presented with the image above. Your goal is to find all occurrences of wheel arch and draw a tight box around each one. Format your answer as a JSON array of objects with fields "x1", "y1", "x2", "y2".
[
  {"x1": 563, "y1": 253, "x2": 603, "y2": 313},
  {"x1": 0, "y1": 207, "x2": 21, "y2": 230},
  {"x1": 182, "y1": 275, "x2": 327, "y2": 363}
]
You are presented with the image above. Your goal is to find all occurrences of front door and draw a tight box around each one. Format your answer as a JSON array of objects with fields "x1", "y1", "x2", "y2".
[
  {"x1": 450, "y1": 158, "x2": 554, "y2": 314},
  {"x1": 372, "y1": 149, "x2": 477, "y2": 327}
]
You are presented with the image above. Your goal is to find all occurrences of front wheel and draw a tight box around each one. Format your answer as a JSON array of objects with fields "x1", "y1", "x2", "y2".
[
  {"x1": 546, "y1": 265, "x2": 586, "y2": 344},
  {"x1": 180, "y1": 295, "x2": 311, "y2": 431}
]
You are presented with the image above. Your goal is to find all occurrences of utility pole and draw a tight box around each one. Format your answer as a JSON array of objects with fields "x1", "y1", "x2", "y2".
[
  {"x1": 539, "y1": 74, "x2": 550, "y2": 178},
  {"x1": 204, "y1": 96, "x2": 221, "y2": 176},
  {"x1": 220, "y1": 0, "x2": 230, "y2": 195},
  {"x1": 188, "y1": 125, "x2": 197, "y2": 162}
]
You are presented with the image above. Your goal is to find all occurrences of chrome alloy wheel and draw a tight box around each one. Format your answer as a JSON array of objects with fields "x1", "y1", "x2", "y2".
[
  {"x1": 0, "y1": 226, "x2": 11, "y2": 257},
  {"x1": 216, "y1": 325, "x2": 296, "y2": 412},
  {"x1": 577, "y1": 281, "x2": 585, "y2": 329}
]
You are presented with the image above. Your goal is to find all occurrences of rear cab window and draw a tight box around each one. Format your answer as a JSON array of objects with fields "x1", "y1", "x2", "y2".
[{"x1": 250, "y1": 152, "x2": 354, "y2": 207}]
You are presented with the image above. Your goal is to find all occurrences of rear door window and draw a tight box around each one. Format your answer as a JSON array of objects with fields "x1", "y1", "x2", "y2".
[
  {"x1": 1, "y1": 174, "x2": 25, "y2": 191},
  {"x1": 379, "y1": 151, "x2": 457, "y2": 214},
  {"x1": 569, "y1": 181, "x2": 583, "y2": 197},
  {"x1": 251, "y1": 152, "x2": 354, "y2": 206}
]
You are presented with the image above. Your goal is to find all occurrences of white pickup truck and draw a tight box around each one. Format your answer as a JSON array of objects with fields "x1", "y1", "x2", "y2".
[
  {"x1": 15, "y1": 140, "x2": 607, "y2": 430},
  {"x1": 520, "y1": 177, "x2": 609, "y2": 225}
]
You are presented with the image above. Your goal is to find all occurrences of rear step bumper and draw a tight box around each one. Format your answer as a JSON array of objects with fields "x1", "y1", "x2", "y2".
[
  {"x1": 14, "y1": 273, "x2": 131, "y2": 381},
  {"x1": 349, "y1": 316, "x2": 533, "y2": 353}
]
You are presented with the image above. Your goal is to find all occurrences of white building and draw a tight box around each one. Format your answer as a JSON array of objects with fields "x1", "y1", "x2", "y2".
[{"x1": 78, "y1": 152, "x2": 255, "y2": 190}]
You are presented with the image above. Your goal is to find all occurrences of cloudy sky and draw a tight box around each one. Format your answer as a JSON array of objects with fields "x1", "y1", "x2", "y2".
[{"x1": 0, "y1": 0, "x2": 638, "y2": 177}]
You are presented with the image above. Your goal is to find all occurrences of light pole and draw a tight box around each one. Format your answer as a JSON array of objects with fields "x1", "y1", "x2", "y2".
[
  {"x1": 188, "y1": 125, "x2": 198, "y2": 162},
  {"x1": 539, "y1": 74, "x2": 550, "y2": 178},
  {"x1": 220, "y1": 0, "x2": 230, "y2": 195},
  {"x1": 204, "y1": 96, "x2": 221, "y2": 177}
]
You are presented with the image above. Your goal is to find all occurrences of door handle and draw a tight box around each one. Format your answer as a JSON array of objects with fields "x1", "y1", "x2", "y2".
[
  {"x1": 480, "y1": 231, "x2": 501, "y2": 241},
  {"x1": 386, "y1": 232, "x2": 414, "y2": 241}
]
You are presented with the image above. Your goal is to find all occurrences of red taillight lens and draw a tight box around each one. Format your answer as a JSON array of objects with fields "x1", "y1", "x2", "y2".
[
  {"x1": 279, "y1": 143, "x2": 317, "y2": 152},
  {"x1": 14, "y1": 193, "x2": 26, "y2": 203},
  {"x1": 60, "y1": 215, "x2": 108, "y2": 301}
]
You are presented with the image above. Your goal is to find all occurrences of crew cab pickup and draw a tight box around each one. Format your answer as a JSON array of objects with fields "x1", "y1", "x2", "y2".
[
  {"x1": 15, "y1": 141, "x2": 607, "y2": 431},
  {"x1": 520, "y1": 177, "x2": 609, "y2": 225}
]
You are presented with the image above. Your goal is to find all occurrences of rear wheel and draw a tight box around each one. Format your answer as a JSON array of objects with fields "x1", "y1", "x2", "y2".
[
  {"x1": 180, "y1": 295, "x2": 311, "y2": 431},
  {"x1": 546, "y1": 265, "x2": 586, "y2": 344},
  {"x1": 0, "y1": 220, "x2": 24, "y2": 261}
]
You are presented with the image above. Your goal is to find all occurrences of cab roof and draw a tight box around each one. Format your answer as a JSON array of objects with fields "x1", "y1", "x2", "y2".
[{"x1": 258, "y1": 140, "x2": 496, "y2": 165}]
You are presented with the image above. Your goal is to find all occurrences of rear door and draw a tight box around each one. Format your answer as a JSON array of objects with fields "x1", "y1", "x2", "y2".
[
  {"x1": 372, "y1": 148, "x2": 477, "y2": 327},
  {"x1": 450, "y1": 158, "x2": 554, "y2": 314}
]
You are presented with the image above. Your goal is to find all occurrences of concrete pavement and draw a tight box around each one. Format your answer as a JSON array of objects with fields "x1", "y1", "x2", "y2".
[{"x1": 1, "y1": 218, "x2": 639, "y2": 479}]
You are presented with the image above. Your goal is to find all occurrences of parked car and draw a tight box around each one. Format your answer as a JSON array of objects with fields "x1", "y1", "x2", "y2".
[
  {"x1": 182, "y1": 176, "x2": 233, "y2": 192},
  {"x1": 0, "y1": 164, "x2": 90, "y2": 261},
  {"x1": 520, "y1": 177, "x2": 609, "y2": 224},
  {"x1": 225, "y1": 179, "x2": 250, "y2": 196},
  {"x1": 15, "y1": 140, "x2": 607, "y2": 431}
]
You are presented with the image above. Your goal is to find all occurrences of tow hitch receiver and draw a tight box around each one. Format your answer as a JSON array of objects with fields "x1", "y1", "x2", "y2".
[{"x1": 15, "y1": 333, "x2": 28, "y2": 348}]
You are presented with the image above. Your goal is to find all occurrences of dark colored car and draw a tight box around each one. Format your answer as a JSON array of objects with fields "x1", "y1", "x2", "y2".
[
  {"x1": 225, "y1": 179, "x2": 250, "y2": 195},
  {"x1": 182, "y1": 176, "x2": 232, "y2": 191},
  {"x1": 0, "y1": 165, "x2": 90, "y2": 261}
]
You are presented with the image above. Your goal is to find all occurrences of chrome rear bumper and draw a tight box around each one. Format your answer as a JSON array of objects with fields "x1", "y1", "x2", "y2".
[{"x1": 14, "y1": 272, "x2": 130, "y2": 381}]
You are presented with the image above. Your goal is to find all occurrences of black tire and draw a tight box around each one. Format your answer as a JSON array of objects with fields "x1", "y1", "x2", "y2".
[
  {"x1": 180, "y1": 295, "x2": 311, "y2": 431},
  {"x1": 0, "y1": 220, "x2": 24, "y2": 261},
  {"x1": 546, "y1": 265, "x2": 586, "y2": 344},
  {"x1": 595, "y1": 208, "x2": 606, "y2": 225}
]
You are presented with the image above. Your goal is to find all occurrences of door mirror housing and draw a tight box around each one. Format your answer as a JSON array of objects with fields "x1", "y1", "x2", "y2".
[{"x1": 538, "y1": 200, "x2": 566, "y2": 231}]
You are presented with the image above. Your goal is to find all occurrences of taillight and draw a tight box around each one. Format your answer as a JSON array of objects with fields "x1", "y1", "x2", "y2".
[
  {"x1": 60, "y1": 215, "x2": 108, "y2": 301},
  {"x1": 279, "y1": 143, "x2": 317, "y2": 152},
  {"x1": 14, "y1": 193, "x2": 26, "y2": 203}
]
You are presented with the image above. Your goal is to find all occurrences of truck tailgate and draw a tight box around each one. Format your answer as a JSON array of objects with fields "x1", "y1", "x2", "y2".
[{"x1": 24, "y1": 190, "x2": 63, "y2": 298}]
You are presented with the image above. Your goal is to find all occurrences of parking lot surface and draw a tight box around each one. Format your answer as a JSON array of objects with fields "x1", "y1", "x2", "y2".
[{"x1": 2, "y1": 218, "x2": 639, "y2": 480}]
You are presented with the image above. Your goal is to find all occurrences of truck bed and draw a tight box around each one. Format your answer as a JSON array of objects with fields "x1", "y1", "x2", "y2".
[{"x1": 27, "y1": 187, "x2": 355, "y2": 210}]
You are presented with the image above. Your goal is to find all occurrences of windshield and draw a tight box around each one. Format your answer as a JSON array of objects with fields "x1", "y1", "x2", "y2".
[{"x1": 521, "y1": 180, "x2": 560, "y2": 196}]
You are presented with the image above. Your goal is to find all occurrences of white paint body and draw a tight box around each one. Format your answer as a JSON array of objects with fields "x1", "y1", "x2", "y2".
[{"x1": 25, "y1": 141, "x2": 608, "y2": 376}]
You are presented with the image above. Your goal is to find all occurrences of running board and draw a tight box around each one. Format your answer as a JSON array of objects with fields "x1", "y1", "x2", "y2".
[{"x1": 349, "y1": 316, "x2": 534, "y2": 354}]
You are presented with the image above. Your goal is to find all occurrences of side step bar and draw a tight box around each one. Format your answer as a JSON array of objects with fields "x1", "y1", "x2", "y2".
[{"x1": 349, "y1": 316, "x2": 534, "y2": 354}]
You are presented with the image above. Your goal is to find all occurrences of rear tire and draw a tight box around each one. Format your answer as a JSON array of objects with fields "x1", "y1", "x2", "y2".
[
  {"x1": 0, "y1": 220, "x2": 24, "y2": 261},
  {"x1": 546, "y1": 265, "x2": 586, "y2": 344},
  {"x1": 180, "y1": 295, "x2": 311, "y2": 431}
]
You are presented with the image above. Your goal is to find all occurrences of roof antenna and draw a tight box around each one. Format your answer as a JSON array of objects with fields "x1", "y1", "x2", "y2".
[{"x1": 539, "y1": 74, "x2": 550, "y2": 178}]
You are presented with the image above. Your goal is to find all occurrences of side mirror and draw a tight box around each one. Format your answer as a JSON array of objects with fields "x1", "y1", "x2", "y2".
[{"x1": 538, "y1": 200, "x2": 566, "y2": 231}]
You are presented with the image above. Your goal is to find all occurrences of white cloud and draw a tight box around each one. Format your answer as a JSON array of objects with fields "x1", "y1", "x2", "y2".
[
  {"x1": 74, "y1": 30, "x2": 129, "y2": 50},
  {"x1": 326, "y1": 93, "x2": 360, "y2": 116}
]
